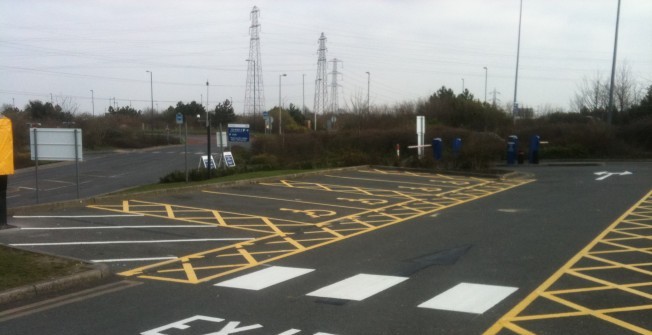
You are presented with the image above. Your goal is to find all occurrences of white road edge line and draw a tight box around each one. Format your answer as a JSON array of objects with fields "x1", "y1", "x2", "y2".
[
  {"x1": 20, "y1": 225, "x2": 217, "y2": 230},
  {"x1": 13, "y1": 215, "x2": 145, "y2": 218},
  {"x1": 10, "y1": 238, "x2": 253, "y2": 246},
  {"x1": 91, "y1": 257, "x2": 178, "y2": 263}
]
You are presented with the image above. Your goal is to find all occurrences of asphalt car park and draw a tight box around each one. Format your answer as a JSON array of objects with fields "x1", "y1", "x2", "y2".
[{"x1": 1, "y1": 164, "x2": 651, "y2": 334}]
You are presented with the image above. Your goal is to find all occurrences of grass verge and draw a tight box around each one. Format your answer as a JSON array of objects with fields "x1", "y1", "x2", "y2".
[{"x1": 0, "y1": 245, "x2": 88, "y2": 291}]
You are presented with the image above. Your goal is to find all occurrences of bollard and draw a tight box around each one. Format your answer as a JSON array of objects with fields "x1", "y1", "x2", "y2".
[
  {"x1": 432, "y1": 138, "x2": 442, "y2": 161},
  {"x1": 529, "y1": 135, "x2": 540, "y2": 164},
  {"x1": 506, "y1": 135, "x2": 518, "y2": 165}
]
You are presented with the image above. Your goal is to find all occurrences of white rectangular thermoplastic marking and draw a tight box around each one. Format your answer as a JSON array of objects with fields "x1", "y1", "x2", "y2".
[
  {"x1": 91, "y1": 257, "x2": 178, "y2": 263},
  {"x1": 215, "y1": 266, "x2": 315, "y2": 291},
  {"x1": 10, "y1": 238, "x2": 253, "y2": 246},
  {"x1": 21, "y1": 225, "x2": 216, "y2": 230},
  {"x1": 418, "y1": 282, "x2": 518, "y2": 314},
  {"x1": 307, "y1": 274, "x2": 409, "y2": 301},
  {"x1": 13, "y1": 214, "x2": 144, "y2": 218}
]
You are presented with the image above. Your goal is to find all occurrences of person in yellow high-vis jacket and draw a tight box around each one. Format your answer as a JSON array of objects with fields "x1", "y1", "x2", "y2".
[{"x1": 0, "y1": 116, "x2": 14, "y2": 227}]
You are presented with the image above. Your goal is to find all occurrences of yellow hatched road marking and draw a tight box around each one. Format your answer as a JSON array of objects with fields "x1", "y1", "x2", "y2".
[
  {"x1": 94, "y1": 174, "x2": 534, "y2": 284},
  {"x1": 484, "y1": 190, "x2": 652, "y2": 335}
]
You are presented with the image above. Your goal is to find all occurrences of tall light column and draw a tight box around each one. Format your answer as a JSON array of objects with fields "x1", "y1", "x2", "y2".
[
  {"x1": 315, "y1": 78, "x2": 321, "y2": 131},
  {"x1": 513, "y1": 0, "x2": 523, "y2": 120},
  {"x1": 366, "y1": 71, "x2": 370, "y2": 114},
  {"x1": 145, "y1": 70, "x2": 154, "y2": 133},
  {"x1": 206, "y1": 80, "x2": 211, "y2": 179},
  {"x1": 607, "y1": 0, "x2": 621, "y2": 124},
  {"x1": 278, "y1": 73, "x2": 286, "y2": 135},
  {"x1": 90, "y1": 89, "x2": 95, "y2": 116},
  {"x1": 483, "y1": 67, "x2": 488, "y2": 103},
  {"x1": 246, "y1": 59, "x2": 256, "y2": 131}
]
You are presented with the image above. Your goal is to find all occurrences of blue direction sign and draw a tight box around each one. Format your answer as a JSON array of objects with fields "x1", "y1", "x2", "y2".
[
  {"x1": 175, "y1": 113, "x2": 183, "y2": 125},
  {"x1": 227, "y1": 123, "x2": 250, "y2": 143}
]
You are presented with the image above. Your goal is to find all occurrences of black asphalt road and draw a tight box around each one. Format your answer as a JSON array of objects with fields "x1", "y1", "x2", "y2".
[
  {"x1": 7, "y1": 135, "x2": 221, "y2": 208},
  {"x1": 0, "y1": 162, "x2": 650, "y2": 335}
]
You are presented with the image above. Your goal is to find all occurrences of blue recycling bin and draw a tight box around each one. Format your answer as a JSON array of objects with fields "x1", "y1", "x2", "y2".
[
  {"x1": 432, "y1": 138, "x2": 442, "y2": 161},
  {"x1": 452, "y1": 138, "x2": 462, "y2": 157},
  {"x1": 529, "y1": 135, "x2": 540, "y2": 164},
  {"x1": 507, "y1": 135, "x2": 518, "y2": 165}
]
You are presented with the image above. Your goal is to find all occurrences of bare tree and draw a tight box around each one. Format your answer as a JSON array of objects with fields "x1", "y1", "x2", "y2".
[
  {"x1": 571, "y1": 63, "x2": 642, "y2": 116},
  {"x1": 613, "y1": 62, "x2": 641, "y2": 112},
  {"x1": 571, "y1": 72, "x2": 608, "y2": 114}
]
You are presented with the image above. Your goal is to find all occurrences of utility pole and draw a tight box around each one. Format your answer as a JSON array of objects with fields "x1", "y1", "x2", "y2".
[
  {"x1": 461, "y1": 78, "x2": 465, "y2": 93},
  {"x1": 302, "y1": 74, "x2": 306, "y2": 117}
]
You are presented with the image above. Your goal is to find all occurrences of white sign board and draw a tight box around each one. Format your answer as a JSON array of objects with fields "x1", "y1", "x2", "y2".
[
  {"x1": 223, "y1": 152, "x2": 236, "y2": 168},
  {"x1": 200, "y1": 155, "x2": 216, "y2": 170},
  {"x1": 216, "y1": 131, "x2": 228, "y2": 148},
  {"x1": 30, "y1": 128, "x2": 83, "y2": 161}
]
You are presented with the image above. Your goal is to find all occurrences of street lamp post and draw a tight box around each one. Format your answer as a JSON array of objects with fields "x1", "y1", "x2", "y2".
[
  {"x1": 607, "y1": 0, "x2": 622, "y2": 124},
  {"x1": 246, "y1": 59, "x2": 256, "y2": 131},
  {"x1": 278, "y1": 73, "x2": 286, "y2": 135},
  {"x1": 483, "y1": 67, "x2": 488, "y2": 103},
  {"x1": 462, "y1": 78, "x2": 465, "y2": 93},
  {"x1": 315, "y1": 78, "x2": 321, "y2": 131},
  {"x1": 90, "y1": 89, "x2": 95, "y2": 116},
  {"x1": 366, "y1": 71, "x2": 370, "y2": 114},
  {"x1": 206, "y1": 81, "x2": 211, "y2": 179},
  {"x1": 513, "y1": 0, "x2": 524, "y2": 121},
  {"x1": 145, "y1": 70, "x2": 154, "y2": 133}
]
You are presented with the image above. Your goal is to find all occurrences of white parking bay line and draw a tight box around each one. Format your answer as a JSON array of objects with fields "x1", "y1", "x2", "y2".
[
  {"x1": 91, "y1": 257, "x2": 178, "y2": 263},
  {"x1": 418, "y1": 282, "x2": 518, "y2": 314},
  {"x1": 307, "y1": 274, "x2": 408, "y2": 301},
  {"x1": 21, "y1": 225, "x2": 216, "y2": 230},
  {"x1": 10, "y1": 238, "x2": 253, "y2": 247},
  {"x1": 215, "y1": 266, "x2": 315, "y2": 291},
  {"x1": 13, "y1": 214, "x2": 144, "y2": 218}
]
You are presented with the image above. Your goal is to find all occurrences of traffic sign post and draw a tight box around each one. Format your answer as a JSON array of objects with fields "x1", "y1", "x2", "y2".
[{"x1": 227, "y1": 124, "x2": 250, "y2": 143}]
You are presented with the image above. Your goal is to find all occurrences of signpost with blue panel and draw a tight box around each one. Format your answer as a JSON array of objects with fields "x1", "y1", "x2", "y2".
[{"x1": 227, "y1": 124, "x2": 250, "y2": 143}]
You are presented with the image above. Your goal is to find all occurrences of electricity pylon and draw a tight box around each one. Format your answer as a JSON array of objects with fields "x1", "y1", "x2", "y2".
[
  {"x1": 244, "y1": 6, "x2": 265, "y2": 131},
  {"x1": 328, "y1": 58, "x2": 343, "y2": 114},
  {"x1": 313, "y1": 33, "x2": 328, "y2": 128}
]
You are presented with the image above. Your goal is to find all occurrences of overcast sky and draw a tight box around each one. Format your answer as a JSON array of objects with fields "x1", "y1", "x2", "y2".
[{"x1": 1, "y1": 0, "x2": 651, "y2": 116}]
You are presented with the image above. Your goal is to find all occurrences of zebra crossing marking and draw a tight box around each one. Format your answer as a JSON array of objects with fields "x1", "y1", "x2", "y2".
[
  {"x1": 215, "y1": 268, "x2": 519, "y2": 315},
  {"x1": 215, "y1": 266, "x2": 314, "y2": 291},
  {"x1": 306, "y1": 274, "x2": 409, "y2": 301},
  {"x1": 418, "y1": 282, "x2": 518, "y2": 314}
]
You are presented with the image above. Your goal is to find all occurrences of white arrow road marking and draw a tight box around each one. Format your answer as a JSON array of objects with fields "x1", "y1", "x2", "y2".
[{"x1": 594, "y1": 171, "x2": 632, "y2": 181}]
